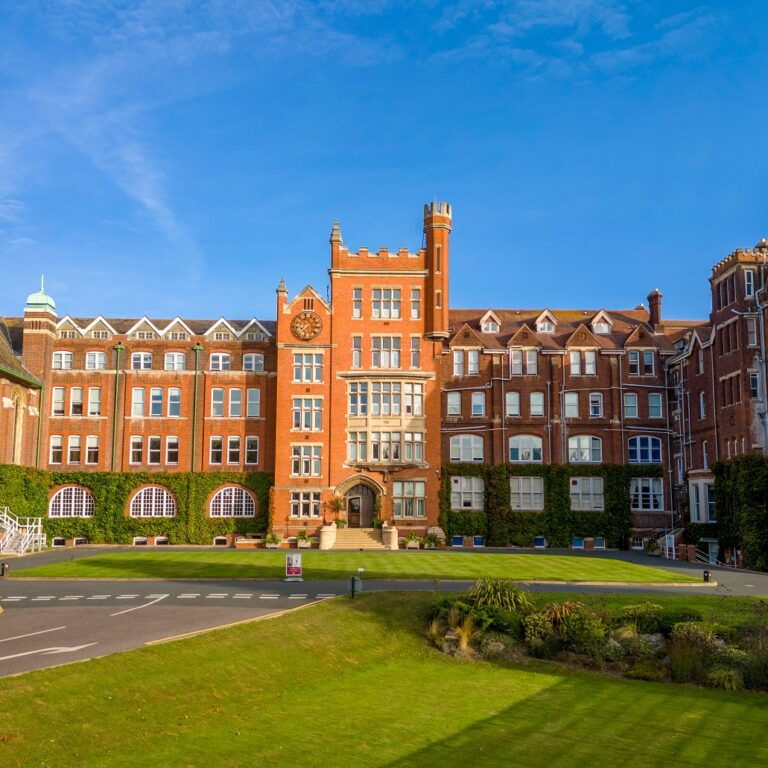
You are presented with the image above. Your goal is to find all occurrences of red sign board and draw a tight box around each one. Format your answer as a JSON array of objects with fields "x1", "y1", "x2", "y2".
[{"x1": 285, "y1": 553, "x2": 303, "y2": 578}]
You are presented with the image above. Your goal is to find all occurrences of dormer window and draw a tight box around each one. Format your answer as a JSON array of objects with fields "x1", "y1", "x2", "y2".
[
  {"x1": 592, "y1": 322, "x2": 611, "y2": 334},
  {"x1": 481, "y1": 320, "x2": 499, "y2": 333},
  {"x1": 214, "y1": 331, "x2": 232, "y2": 341},
  {"x1": 136, "y1": 331, "x2": 157, "y2": 340},
  {"x1": 537, "y1": 320, "x2": 554, "y2": 333}
]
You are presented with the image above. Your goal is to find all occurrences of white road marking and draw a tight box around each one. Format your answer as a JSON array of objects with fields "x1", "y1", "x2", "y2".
[
  {"x1": 259, "y1": 594, "x2": 279, "y2": 600},
  {"x1": 3, "y1": 596, "x2": 26, "y2": 600},
  {"x1": 0, "y1": 626, "x2": 66, "y2": 644},
  {"x1": 32, "y1": 597, "x2": 55, "y2": 601},
  {"x1": 87, "y1": 595, "x2": 110, "y2": 600},
  {"x1": 0, "y1": 644, "x2": 97, "y2": 663},
  {"x1": 232, "y1": 594, "x2": 252, "y2": 599},
  {"x1": 110, "y1": 594, "x2": 168, "y2": 617},
  {"x1": 116, "y1": 595, "x2": 139, "y2": 599},
  {"x1": 289, "y1": 594, "x2": 308, "y2": 599},
  {"x1": 60, "y1": 596, "x2": 83, "y2": 601},
  {"x1": 1, "y1": 598, "x2": 24, "y2": 602},
  {"x1": 316, "y1": 593, "x2": 336, "y2": 598},
  {"x1": 177, "y1": 594, "x2": 199, "y2": 599},
  {"x1": 145, "y1": 594, "x2": 168, "y2": 599},
  {"x1": 206, "y1": 594, "x2": 228, "y2": 599},
  {"x1": 745, "y1": 584, "x2": 755, "y2": 588}
]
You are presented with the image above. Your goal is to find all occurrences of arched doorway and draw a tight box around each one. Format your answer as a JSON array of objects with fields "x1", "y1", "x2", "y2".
[{"x1": 343, "y1": 484, "x2": 377, "y2": 528}]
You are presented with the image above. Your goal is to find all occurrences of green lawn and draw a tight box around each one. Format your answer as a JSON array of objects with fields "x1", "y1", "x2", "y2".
[
  {"x1": 0, "y1": 592, "x2": 765, "y2": 768},
  {"x1": 13, "y1": 550, "x2": 697, "y2": 582}
]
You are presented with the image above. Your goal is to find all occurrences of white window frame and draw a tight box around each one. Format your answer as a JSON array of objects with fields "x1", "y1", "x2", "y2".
[
  {"x1": 211, "y1": 388, "x2": 225, "y2": 417},
  {"x1": 85, "y1": 435, "x2": 99, "y2": 465},
  {"x1": 291, "y1": 445, "x2": 322, "y2": 476},
  {"x1": 130, "y1": 436, "x2": 143, "y2": 464},
  {"x1": 393, "y1": 480, "x2": 427, "y2": 518},
  {"x1": 509, "y1": 435, "x2": 543, "y2": 463},
  {"x1": 628, "y1": 436, "x2": 662, "y2": 464},
  {"x1": 589, "y1": 392, "x2": 603, "y2": 418},
  {"x1": 49, "y1": 486, "x2": 95, "y2": 518},
  {"x1": 131, "y1": 352, "x2": 152, "y2": 370},
  {"x1": 52, "y1": 351, "x2": 73, "y2": 370},
  {"x1": 648, "y1": 392, "x2": 663, "y2": 419},
  {"x1": 471, "y1": 391, "x2": 485, "y2": 417},
  {"x1": 85, "y1": 351, "x2": 106, "y2": 370},
  {"x1": 209, "y1": 436, "x2": 223, "y2": 464},
  {"x1": 88, "y1": 387, "x2": 102, "y2": 417},
  {"x1": 209, "y1": 353, "x2": 231, "y2": 372},
  {"x1": 450, "y1": 476, "x2": 484, "y2": 510},
  {"x1": 568, "y1": 435, "x2": 602, "y2": 463},
  {"x1": 243, "y1": 353, "x2": 264, "y2": 372},
  {"x1": 52, "y1": 386, "x2": 65, "y2": 417},
  {"x1": 147, "y1": 436, "x2": 161, "y2": 464},
  {"x1": 246, "y1": 388, "x2": 261, "y2": 418},
  {"x1": 129, "y1": 486, "x2": 176, "y2": 517},
  {"x1": 210, "y1": 486, "x2": 256, "y2": 518},
  {"x1": 510, "y1": 476, "x2": 544, "y2": 511},
  {"x1": 131, "y1": 387, "x2": 145, "y2": 417},
  {"x1": 245, "y1": 436, "x2": 259, "y2": 465},
  {"x1": 453, "y1": 349, "x2": 464, "y2": 377},
  {"x1": 291, "y1": 491, "x2": 321, "y2": 518},
  {"x1": 564, "y1": 392, "x2": 579, "y2": 419},
  {"x1": 164, "y1": 352, "x2": 186, "y2": 371},
  {"x1": 229, "y1": 388, "x2": 242, "y2": 418},
  {"x1": 506, "y1": 391, "x2": 520, "y2": 417},
  {"x1": 67, "y1": 435, "x2": 81, "y2": 464},
  {"x1": 570, "y1": 477, "x2": 604, "y2": 511},
  {"x1": 449, "y1": 434, "x2": 484, "y2": 463},
  {"x1": 624, "y1": 392, "x2": 638, "y2": 419},
  {"x1": 227, "y1": 436, "x2": 241, "y2": 465},
  {"x1": 447, "y1": 392, "x2": 461, "y2": 416},
  {"x1": 49, "y1": 435, "x2": 63, "y2": 464},
  {"x1": 630, "y1": 477, "x2": 664, "y2": 511},
  {"x1": 530, "y1": 392, "x2": 544, "y2": 417},
  {"x1": 166, "y1": 436, "x2": 179, "y2": 465}
]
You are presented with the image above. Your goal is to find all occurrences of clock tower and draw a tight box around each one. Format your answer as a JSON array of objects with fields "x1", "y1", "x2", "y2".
[{"x1": 270, "y1": 204, "x2": 449, "y2": 544}]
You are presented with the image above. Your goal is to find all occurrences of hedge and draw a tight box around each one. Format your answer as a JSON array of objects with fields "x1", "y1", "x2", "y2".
[
  {"x1": 0, "y1": 465, "x2": 272, "y2": 544},
  {"x1": 440, "y1": 462, "x2": 663, "y2": 548}
]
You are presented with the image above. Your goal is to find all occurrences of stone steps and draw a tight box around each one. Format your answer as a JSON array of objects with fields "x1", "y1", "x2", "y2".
[{"x1": 332, "y1": 528, "x2": 387, "y2": 550}]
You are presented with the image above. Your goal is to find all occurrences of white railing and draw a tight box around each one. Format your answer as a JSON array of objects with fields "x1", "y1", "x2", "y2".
[{"x1": 0, "y1": 507, "x2": 45, "y2": 554}]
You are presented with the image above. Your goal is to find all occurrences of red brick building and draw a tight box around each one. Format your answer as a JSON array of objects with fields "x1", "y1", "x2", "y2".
[{"x1": 1, "y1": 204, "x2": 766, "y2": 550}]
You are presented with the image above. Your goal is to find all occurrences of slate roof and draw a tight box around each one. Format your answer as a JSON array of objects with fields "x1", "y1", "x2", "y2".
[{"x1": 0, "y1": 318, "x2": 40, "y2": 387}]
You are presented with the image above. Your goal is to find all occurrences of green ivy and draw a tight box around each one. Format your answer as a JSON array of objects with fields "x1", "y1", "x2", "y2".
[
  {"x1": 0, "y1": 465, "x2": 272, "y2": 545},
  {"x1": 442, "y1": 462, "x2": 662, "y2": 548},
  {"x1": 711, "y1": 456, "x2": 768, "y2": 570}
]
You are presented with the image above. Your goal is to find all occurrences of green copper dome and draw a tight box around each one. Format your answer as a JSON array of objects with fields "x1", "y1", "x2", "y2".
[{"x1": 25, "y1": 276, "x2": 56, "y2": 313}]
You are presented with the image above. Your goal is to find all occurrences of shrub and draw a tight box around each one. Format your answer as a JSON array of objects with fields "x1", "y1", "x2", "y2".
[
  {"x1": 527, "y1": 635, "x2": 564, "y2": 660},
  {"x1": 668, "y1": 641, "x2": 710, "y2": 684},
  {"x1": 611, "y1": 624, "x2": 656, "y2": 657},
  {"x1": 742, "y1": 643, "x2": 768, "y2": 691},
  {"x1": 601, "y1": 637, "x2": 626, "y2": 662},
  {"x1": 426, "y1": 618, "x2": 443, "y2": 649},
  {"x1": 524, "y1": 612, "x2": 555, "y2": 645},
  {"x1": 541, "y1": 601, "x2": 586, "y2": 627},
  {"x1": 455, "y1": 614, "x2": 478, "y2": 653},
  {"x1": 715, "y1": 645, "x2": 750, "y2": 671},
  {"x1": 487, "y1": 607, "x2": 525, "y2": 640},
  {"x1": 707, "y1": 667, "x2": 744, "y2": 691},
  {"x1": 621, "y1": 604, "x2": 703, "y2": 636},
  {"x1": 624, "y1": 657, "x2": 668, "y2": 683},
  {"x1": 468, "y1": 580, "x2": 531, "y2": 613},
  {"x1": 670, "y1": 622, "x2": 717, "y2": 652},
  {"x1": 428, "y1": 596, "x2": 456, "y2": 620},
  {"x1": 479, "y1": 631, "x2": 515, "y2": 659},
  {"x1": 561, "y1": 610, "x2": 607, "y2": 656}
]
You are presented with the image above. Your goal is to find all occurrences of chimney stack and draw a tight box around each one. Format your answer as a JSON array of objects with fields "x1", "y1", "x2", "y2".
[{"x1": 647, "y1": 289, "x2": 662, "y2": 330}]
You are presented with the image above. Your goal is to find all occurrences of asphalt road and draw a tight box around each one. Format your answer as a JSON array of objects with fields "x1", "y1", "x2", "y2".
[{"x1": 1, "y1": 547, "x2": 766, "y2": 677}]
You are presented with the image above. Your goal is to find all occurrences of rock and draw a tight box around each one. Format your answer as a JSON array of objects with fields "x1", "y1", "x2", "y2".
[{"x1": 641, "y1": 633, "x2": 666, "y2": 653}]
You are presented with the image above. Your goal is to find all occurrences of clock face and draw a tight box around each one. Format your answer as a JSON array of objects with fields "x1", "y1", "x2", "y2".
[{"x1": 291, "y1": 311, "x2": 323, "y2": 341}]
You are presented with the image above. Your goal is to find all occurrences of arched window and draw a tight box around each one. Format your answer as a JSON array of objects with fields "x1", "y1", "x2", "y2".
[
  {"x1": 210, "y1": 486, "x2": 256, "y2": 518},
  {"x1": 568, "y1": 435, "x2": 602, "y2": 463},
  {"x1": 449, "y1": 434, "x2": 484, "y2": 463},
  {"x1": 628, "y1": 436, "x2": 662, "y2": 464},
  {"x1": 49, "y1": 486, "x2": 95, "y2": 518},
  {"x1": 509, "y1": 435, "x2": 543, "y2": 463},
  {"x1": 243, "y1": 353, "x2": 264, "y2": 372},
  {"x1": 130, "y1": 486, "x2": 176, "y2": 517}
]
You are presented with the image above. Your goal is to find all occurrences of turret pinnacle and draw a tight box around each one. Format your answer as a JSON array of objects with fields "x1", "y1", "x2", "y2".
[{"x1": 329, "y1": 220, "x2": 342, "y2": 245}]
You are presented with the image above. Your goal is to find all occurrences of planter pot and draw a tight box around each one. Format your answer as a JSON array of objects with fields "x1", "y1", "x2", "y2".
[
  {"x1": 297, "y1": 540, "x2": 311, "y2": 549},
  {"x1": 265, "y1": 543, "x2": 280, "y2": 550},
  {"x1": 405, "y1": 541, "x2": 420, "y2": 550}
]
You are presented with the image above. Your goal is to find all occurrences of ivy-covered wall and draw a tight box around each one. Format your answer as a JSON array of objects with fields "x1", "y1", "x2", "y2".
[
  {"x1": 711, "y1": 456, "x2": 768, "y2": 571},
  {"x1": 440, "y1": 463, "x2": 663, "y2": 548},
  {"x1": 0, "y1": 465, "x2": 272, "y2": 544}
]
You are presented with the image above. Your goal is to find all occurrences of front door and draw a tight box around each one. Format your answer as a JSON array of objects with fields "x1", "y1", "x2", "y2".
[
  {"x1": 348, "y1": 496, "x2": 362, "y2": 528},
  {"x1": 344, "y1": 484, "x2": 376, "y2": 527}
]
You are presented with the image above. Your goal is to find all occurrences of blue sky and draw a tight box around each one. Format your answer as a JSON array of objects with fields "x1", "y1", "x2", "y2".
[{"x1": 1, "y1": 1, "x2": 766, "y2": 322}]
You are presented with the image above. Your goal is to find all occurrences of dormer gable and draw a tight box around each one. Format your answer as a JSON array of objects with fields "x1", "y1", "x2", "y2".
[
  {"x1": 449, "y1": 323, "x2": 484, "y2": 348},
  {"x1": 125, "y1": 317, "x2": 162, "y2": 340},
  {"x1": 284, "y1": 285, "x2": 331, "y2": 314},
  {"x1": 238, "y1": 318, "x2": 272, "y2": 341},
  {"x1": 479, "y1": 310, "x2": 501, "y2": 334},
  {"x1": 534, "y1": 310, "x2": 557, "y2": 334},
  {"x1": 82, "y1": 316, "x2": 116, "y2": 340},
  {"x1": 506, "y1": 323, "x2": 540, "y2": 348},
  {"x1": 565, "y1": 324, "x2": 601, "y2": 348},
  {"x1": 160, "y1": 317, "x2": 195, "y2": 341},
  {"x1": 55, "y1": 316, "x2": 83, "y2": 339},
  {"x1": 204, "y1": 318, "x2": 238, "y2": 341},
  {"x1": 590, "y1": 310, "x2": 613, "y2": 335},
  {"x1": 624, "y1": 324, "x2": 661, "y2": 348}
]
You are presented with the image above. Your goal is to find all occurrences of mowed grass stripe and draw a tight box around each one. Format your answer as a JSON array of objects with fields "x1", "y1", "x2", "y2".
[
  {"x1": 0, "y1": 593, "x2": 764, "y2": 768},
  {"x1": 13, "y1": 550, "x2": 695, "y2": 582}
]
